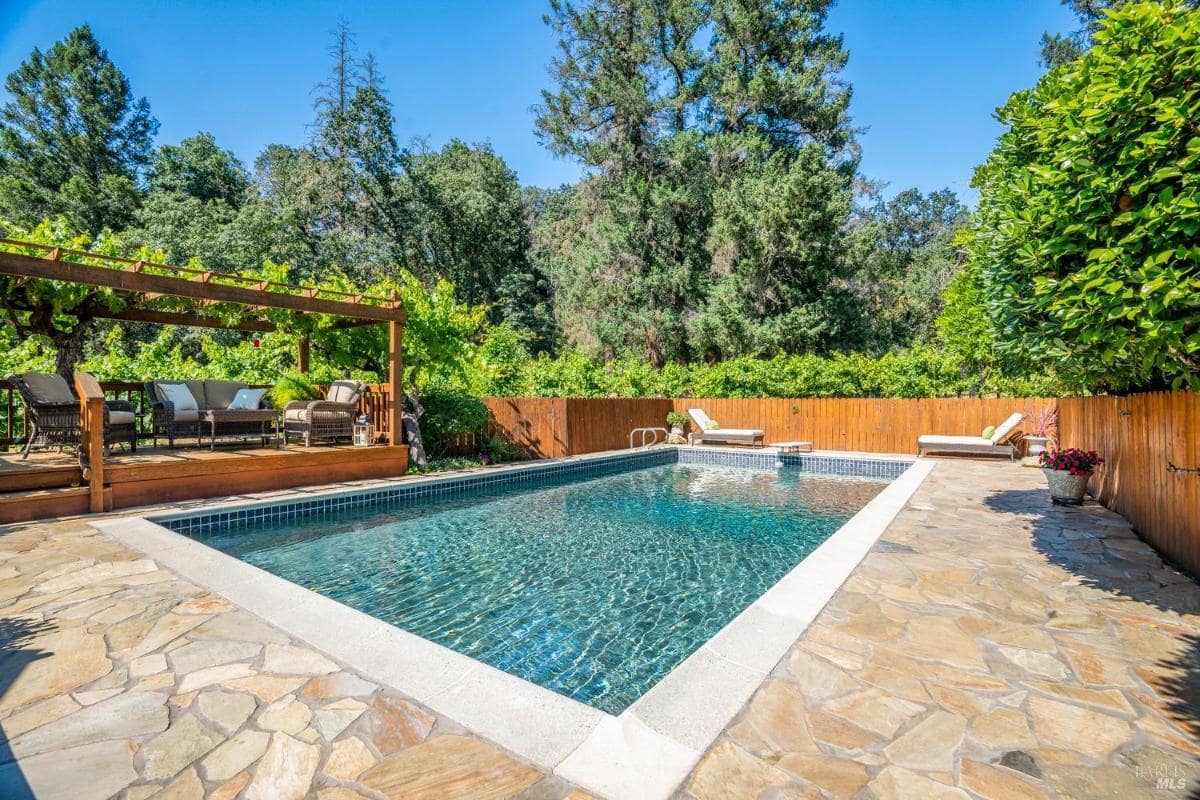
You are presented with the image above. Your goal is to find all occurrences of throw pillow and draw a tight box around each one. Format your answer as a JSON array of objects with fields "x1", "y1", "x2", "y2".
[
  {"x1": 981, "y1": 425, "x2": 995, "y2": 439},
  {"x1": 227, "y1": 387, "x2": 268, "y2": 410},
  {"x1": 160, "y1": 383, "x2": 198, "y2": 412},
  {"x1": 704, "y1": 419, "x2": 719, "y2": 430}
]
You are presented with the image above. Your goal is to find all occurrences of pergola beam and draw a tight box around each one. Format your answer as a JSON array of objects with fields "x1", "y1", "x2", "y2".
[
  {"x1": 96, "y1": 308, "x2": 277, "y2": 332},
  {"x1": 0, "y1": 250, "x2": 403, "y2": 322}
]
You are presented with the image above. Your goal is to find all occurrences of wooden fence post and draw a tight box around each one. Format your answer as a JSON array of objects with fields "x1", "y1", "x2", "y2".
[{"x1": 74, "y1": 372, "x2": 107, "y2": 513}]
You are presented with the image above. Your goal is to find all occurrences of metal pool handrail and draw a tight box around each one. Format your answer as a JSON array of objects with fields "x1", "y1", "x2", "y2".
[{"x1": 629, "y1": 427, "x2": 667, "y2": 449}]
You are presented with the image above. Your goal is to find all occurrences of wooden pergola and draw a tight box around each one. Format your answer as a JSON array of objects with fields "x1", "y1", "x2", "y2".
[{"x1": 0, "y1": 239, "x2": 407, "y2": 513}]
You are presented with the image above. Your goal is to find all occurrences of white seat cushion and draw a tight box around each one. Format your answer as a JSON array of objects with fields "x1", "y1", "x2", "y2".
[
  {"x1": 227, "y1": 387, "x2": 268, "y2": 410},
  {"x1": 173, "y1": 409, "x2": 199, "y2": 423},
  {"x1": 701, "y1": 428, "x2": 763, "y2": 436},
  {"x1": 159, "y1": 382, "x2": 199, "y2": 414},
  {"x1": 284, "y1": 407, "x2": 310, "y2": 423},
  {"x1": 326, "y1": 381, "x2": 361, "y2": 404},
  {"x1": 107, "y1": 410, "x2": 136, "y2": 425},
  {"x1": 918, "y1": 435, "x2": 995, "y2": 447}
]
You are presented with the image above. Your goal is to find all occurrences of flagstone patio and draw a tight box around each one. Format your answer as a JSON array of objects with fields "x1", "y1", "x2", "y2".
[
  {"x1": 680, "y1": 460, "x2": 1200, "y2": 800},
  {"x1": 0, "y1": 458, "x2": 1195, "y2": 799}
]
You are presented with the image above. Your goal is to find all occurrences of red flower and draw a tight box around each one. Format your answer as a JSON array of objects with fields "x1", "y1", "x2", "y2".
[{"x1": 1039, "y1": 447, "x2": 1104, "y2": 473}]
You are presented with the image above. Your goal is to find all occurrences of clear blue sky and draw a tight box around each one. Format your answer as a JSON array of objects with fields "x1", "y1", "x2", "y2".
[{"x1": 0, "y1": 0, "x2": 1076, "y2": 201}]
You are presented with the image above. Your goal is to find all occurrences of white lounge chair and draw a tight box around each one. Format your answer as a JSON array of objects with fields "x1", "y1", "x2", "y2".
[
  {"x1": 917, "y1": 412, "x2": 1024, "y2": 460},
  {"x1": 687, "y1": 408, "x2": 765, "y2": 447}
]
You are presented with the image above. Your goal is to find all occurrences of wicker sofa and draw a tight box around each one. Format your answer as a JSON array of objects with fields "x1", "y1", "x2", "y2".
[
  {"x1": 146, "y1": 379, "x2": 273, "y2": 448},
  {"x1": 283, "y1": 380, "x2": 364, "y2": 446},
  {"x1": 10, "y1": 372, "x2": 137, "y2": 459}
]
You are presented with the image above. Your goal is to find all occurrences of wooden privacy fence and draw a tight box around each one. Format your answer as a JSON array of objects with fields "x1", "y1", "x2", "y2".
[
  {"x1": 668, "y1": 397, "x2": 1055, "y2": 455},
  {"x1": 1058, "y1": 391, "x2": 1200, "y2": 577},
  {"x1": 481, "y1": 396, "x2": 1056, "y2": 458}
]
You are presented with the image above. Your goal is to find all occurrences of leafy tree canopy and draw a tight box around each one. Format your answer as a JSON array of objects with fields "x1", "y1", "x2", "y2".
[{"x1": 972, "y1": 0, "x2": 1200, "y2": 391}]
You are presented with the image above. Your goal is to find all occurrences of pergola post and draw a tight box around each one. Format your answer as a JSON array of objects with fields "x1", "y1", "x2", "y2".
[
  {"x1": 389, "y1": 317, "x2": 404, "y2": 447},
  {"x1": 73, "y1": 371, "x2": 108, "y2": 512},
  {"x1": 298, "y1": 338, "x2": 310, "y2": 374}
]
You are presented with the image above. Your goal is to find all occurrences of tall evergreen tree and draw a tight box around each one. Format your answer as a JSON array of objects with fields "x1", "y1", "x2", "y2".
[
  {"x1": 535, "y1": 0, "x2": 860, "y2": 363},
  {"x1": 0, "y1": 25, "x2": 158, "y2": 233}
]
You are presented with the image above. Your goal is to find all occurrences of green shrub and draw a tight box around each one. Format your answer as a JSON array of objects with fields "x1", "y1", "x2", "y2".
[
  {"x1": 268, "y1": 373, "x2": 321, "y2": 408},
  {"x1": 481, "y1": 432, "x2": 527, "y2": 463},
  {"x1": 419, "y1": 381, "x2": 489, "y2": 458},
  {"x1": 970, "y1": 1, "x2": 1200, "y2": 391},
  {"x1": 470, "y1": 346, "x2": 1066, "y2": 399}
]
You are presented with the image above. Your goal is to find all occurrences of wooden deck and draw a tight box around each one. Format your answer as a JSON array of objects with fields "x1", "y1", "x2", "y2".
[{"x1": 0, "y1": 442, "x2": 408, "y2": 524}]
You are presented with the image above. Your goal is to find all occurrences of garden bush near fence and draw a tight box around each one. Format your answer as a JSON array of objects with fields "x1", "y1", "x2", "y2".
[{"x1": 470, "y1": 347, "x2": 1066, "y2": 399}]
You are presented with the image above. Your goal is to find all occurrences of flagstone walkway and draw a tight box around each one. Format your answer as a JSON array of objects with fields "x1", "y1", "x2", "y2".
[
  {"x1": 0, "y1": 459, "x2": 1195, "y2": 799},
  {"x1": 679, "y1": 460, "x2": 1200, "y2": 800}
]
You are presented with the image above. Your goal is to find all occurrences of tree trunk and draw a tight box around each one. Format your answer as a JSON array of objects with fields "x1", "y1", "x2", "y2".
[
  {"x1": 402, "y1": 384, "x2": 428, "y2": 468},
  {"x1": 54, "y1": 326, "x2": 90, "y2": 383}
]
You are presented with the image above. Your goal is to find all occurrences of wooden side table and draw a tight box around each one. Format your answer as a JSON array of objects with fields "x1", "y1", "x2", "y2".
[{"x1": 772, "y1": 441, "x2": 814, "y2": 453}]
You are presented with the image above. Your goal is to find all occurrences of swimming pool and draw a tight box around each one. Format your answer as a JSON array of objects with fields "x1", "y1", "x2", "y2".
[
  {"x1": 102, "y1": 446, "x2": 930, "y2": 797},
  {"x1": 173, "y1": 453, "x2": 890, "y2": 713}
]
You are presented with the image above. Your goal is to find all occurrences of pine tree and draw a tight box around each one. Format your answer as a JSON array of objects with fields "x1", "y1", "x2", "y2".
[
  {"x1": 534, "y1": 0, "x2": 862, "y2": 363},
  {"x1": 0, "y1": 25, "x2": 158, "y2": 233}
]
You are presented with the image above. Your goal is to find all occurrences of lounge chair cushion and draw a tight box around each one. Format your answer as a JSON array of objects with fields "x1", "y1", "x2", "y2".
[
  {"x1": 687, "y1": 408, "x2": 764, "y2": 435},
  {"x1": 204, "y1": 380, "x2": 246, "y2": 411},
  {"x1": 107, "y1": 410, "x2": 136, "y2": 426},
  {"x1": 227, "y1": 387, "x2": 267, "y2": 410},
  {"x1": 698, "y1": 428, "x2": 762, "y2": 437},
  {"x1": 918, "y1": 434, "x2": 994, "y2": 447},
  {"x1": 990, "y1": 412, "x2": 1024, "y2": 443},
  {"x1": 326, "y1": 380, "x2": 361, "y2": 405},
  {"x1": 284, "y1": 407, "x2": 312, "y2": 423},
  {"x1": 158, "y1": 382, "x2": 199, "y2": 414},
  {"x1": 20, "y1": 373, "x2": 76, "y2": 405}
]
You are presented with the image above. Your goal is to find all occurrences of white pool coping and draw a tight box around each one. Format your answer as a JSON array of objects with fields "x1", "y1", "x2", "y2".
[{"x1": 91, "y1": 446, "x2": 934, "y2": 800}]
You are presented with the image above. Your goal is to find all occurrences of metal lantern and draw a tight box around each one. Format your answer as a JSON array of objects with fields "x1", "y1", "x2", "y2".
[{"x1": 353, "y1": 422, "x2": 375, "y2": 447}]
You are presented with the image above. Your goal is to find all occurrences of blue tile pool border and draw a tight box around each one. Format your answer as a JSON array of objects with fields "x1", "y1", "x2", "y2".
[{"x1": 152, "y1": 446, "x2": 912, "y2": 537}]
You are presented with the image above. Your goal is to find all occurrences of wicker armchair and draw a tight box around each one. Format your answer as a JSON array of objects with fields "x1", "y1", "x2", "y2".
[
  {"x1": 283, "y1": 380, "x2": 364, "y2": 446},
  {"x1": 10, "y1": 373, "x2": 137, "y2": 459}
]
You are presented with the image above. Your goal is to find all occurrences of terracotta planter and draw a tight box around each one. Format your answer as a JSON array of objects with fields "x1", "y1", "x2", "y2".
[{"x1": 1042, "y1": 467, "x2": 1090, "y2": 505}]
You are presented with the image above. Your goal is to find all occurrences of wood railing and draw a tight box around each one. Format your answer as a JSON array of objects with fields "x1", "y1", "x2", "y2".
[
  {"x1": 0, "y1": 378, "x2": 401, "y2": 451},
  {"x1": 73, "y1": 372, "x2": 108, "y2": 512}
]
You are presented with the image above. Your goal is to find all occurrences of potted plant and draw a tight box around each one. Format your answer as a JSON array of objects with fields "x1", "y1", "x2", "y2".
[
  {"x1": 1022, "y1": 404, "x2": 1058, "y2": 465},
  {"x1": 1039, "y1": 448, "x2": 1104, "y2": 505},
  {"x1": 666, "y1": 411, "x2": 689, "y2": 438}
]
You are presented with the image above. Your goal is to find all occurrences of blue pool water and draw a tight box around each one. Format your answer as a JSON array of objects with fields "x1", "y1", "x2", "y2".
[{"x1": 188, "y1": 461, "x2": 887, "y2": 713}]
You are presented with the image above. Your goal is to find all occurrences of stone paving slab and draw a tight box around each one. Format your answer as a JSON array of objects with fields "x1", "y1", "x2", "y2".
[
  {"x1": 0, "y1": 459, "x2": 1196, "y2": 799},
  {"x1": 677, "y1": 460, "x2": 1200, "y2": 799},
  {"x1": 0, "y1": 518, "x2": 586, "y2": 800}
]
